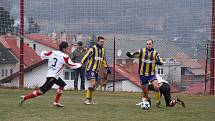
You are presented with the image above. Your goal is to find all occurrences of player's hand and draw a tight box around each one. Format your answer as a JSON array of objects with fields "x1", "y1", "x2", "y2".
[
  {"x1": 126, "y1": 52, "x2": 132, "y2": 58},
  {"x1": 106, "y1": 67, "x2": 111, "y2": 74},
  {"x1": 156, "y1": 62, "x2": 163, "y2": 65}
]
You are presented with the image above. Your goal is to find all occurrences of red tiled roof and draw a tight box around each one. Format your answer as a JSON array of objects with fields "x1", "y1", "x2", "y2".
[
  {"x1": 26, "y1": 34, "x2": 59, "y2": 50},
  {"x1": 110, "y1": 64, "x2": 179, "y2": 92},
  {"x1": 26, "y1": 34, "x2": 73, "y2": 52},
  {"x1": 0, "y1": 35, "x2": 42, "y2": 67},
  {"x1": 109, "y1": 64, "x2": 141, "y2": 88},
  {"x1": 172, "y1": 52, "x2": 202, "y2": 68},
  {"x1": 169, "y1": 84, "x2": 179, "y2": 92},
  {"x1": 183, "y1": 81, "x2": 208, "y2": 94}
]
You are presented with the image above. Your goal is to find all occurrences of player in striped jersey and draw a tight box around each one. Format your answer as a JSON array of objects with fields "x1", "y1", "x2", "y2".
[
  {"x1": 127, "y1": 39, "x2": 163, "y2": 108},
  {"x1": 19, "y1": 41, "x2": 81, "y2": 107},
  {"x1": 82, "y1": 36, "x2": 111, "y2": 105}
]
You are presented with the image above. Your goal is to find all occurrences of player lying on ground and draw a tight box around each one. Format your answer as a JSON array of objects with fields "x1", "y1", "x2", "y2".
[
  {"x1": 137, "y1": 75, "x2": 185, "y2": 107},
  {"x1": 19, "y1": 41, "x2": 81, "y2": 107}
]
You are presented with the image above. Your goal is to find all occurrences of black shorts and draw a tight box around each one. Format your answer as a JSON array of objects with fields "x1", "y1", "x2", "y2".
[
  {"x1": 40, "y1": 77, "x2": 66, "y2": 94},
  {"x1": 148, "y1": 82, "x2": 170, "y2": 94}
]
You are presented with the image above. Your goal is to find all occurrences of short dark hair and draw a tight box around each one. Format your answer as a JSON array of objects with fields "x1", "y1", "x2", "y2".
[
  {"x1": 97, "y1": 36, "x2": 105, "y2": 41},
  {"x1": 147, "y1": 39, "x2": 153, "y2": 44},
  {"x1": 77, "y1": 41, "x2": 83, "y2": 46},
  {"x1": 59, "y1": 41, "x2": 68, "y2": 51}
]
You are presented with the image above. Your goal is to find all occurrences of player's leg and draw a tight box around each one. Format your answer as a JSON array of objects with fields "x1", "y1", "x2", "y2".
[
  {"x1": 84, "y1": 71, "x2": 98, "y2": 105},
  {"x1": 53, "y1": 77, "x2": 66, "y2": 107},
  {"x1": 20, "y1": 77, "x2": 55, "y2": 106},
  {"x1": 160, "y1": 83, "x2": 185, "y2": 107},
  {"x1": 151, "y1": 79, "x2": 161, "y2": 107},
  {"x1": 80, "y1": 68, "x2": 85, "y2": 91},
  {"x1": 103, "y1": 76, "x2": 108, "y2": 92},
  {"x1": 73, "y1": 69, "x2": 79, "y2": 90},
  {"x1": 159, "y1": 83, "x2": 172, "y2": 106},
  {"x1": 103, "y1": 83, "x2": 107, "y2": 92},
  {"x1": 136, "y1": 75, "x2": 149, "y2": 105}
]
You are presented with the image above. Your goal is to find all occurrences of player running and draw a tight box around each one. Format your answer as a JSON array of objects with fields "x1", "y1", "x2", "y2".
[{"x1": 19, "y1": 41, "x2": 81, "y2": 107}]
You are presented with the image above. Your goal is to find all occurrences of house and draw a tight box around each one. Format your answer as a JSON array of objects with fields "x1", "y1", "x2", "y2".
[
  {"x1": 0, "y1": 42, "x2": 18, "y2": 80},
  {"x1": 172, "y1": 52, "x2": 205, "y2": 90},
  {"x1": 0, "y1": 34, "x2": 77, "y2": 89},
  {"x1": 116, "y1": 57, "x2": 181, "y2": 83},
  {"x1": 0, "y1": 35, "x2": 42, "y2": 82}
]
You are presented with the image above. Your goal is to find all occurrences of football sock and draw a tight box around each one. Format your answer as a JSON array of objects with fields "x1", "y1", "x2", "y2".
[
  {"x1": 86, "y1": 87, "x2": 94, "y2": 100},
  {"x1": 142, "y1": 87, "x2": 148, "y2": 99},
  {"x1": 86, "y1": 89, "x2": 92, "y2": 99},
  {"x1": 154, "y1": 91, "x2": 161, "y2": 104},
  {"x1": 55, "y1": 86, "x2": 64, "y2": 103},
  {"x1": 24, "y1": 90, "x2": 42, "y2": 100},
  {"x1": 142, "y1": 98, "x2": 148, "y2": 102}
]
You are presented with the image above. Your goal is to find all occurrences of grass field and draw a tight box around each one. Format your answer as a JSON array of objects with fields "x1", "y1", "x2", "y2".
[{"x1": 0, "y1": 88, "x2": 215, "y2": 121}]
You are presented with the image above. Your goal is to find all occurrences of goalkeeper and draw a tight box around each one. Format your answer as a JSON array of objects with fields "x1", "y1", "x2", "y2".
[{"x1": 148, "y1": 75, "x2": 185, "y2": 107}]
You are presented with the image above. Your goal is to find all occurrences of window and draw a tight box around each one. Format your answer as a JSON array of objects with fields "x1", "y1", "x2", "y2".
[
  {"x1": 5, "y1": 69, "x2": 7, "y2": 76},
  {"x1": 158, "y1": 68, "x2": 164, "y2": 75},
  {"x1": 161, "y1": 68, "x2": 163, "y2": 74},
  {"x1": 64, "y1": 71, "x2": 70, "y2": 80},
  {"x1": 2, "y1": 69, "x2": 4, "y2": 77},
  {"x1": 33, "y1": 44, "x2": 36, "y2": 50},
  {"x1": 64, "y1": 70, "x2": 75, "y2": 80},
  {"x1": 158, "y1": 68, "x2": 160, "y2": 74},
  {"x1": 71, "y1": 71, "x2": 75, "y2": 80},
  {"x1": 10, "y1": 69, "x2": 13, "y2": 75}
]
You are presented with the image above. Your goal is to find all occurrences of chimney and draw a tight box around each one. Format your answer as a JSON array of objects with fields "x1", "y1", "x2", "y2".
[
  {"x1": 51, "y1": 32, "x2": 57, "y2": 43},
  {"x1": 16, "y1": 36, "x2": 20, "y2": 48},
  {"x1": 60, "y1": 31, "x2": 66, "y2": 42}
]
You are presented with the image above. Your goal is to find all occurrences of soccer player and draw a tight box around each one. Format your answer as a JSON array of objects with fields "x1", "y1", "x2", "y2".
[
  {"x1": 147, "y1": 75, "x2": 185, "y2": 107},
  {"x1": 82, "y1": 36, "x2": 111, "y2": 105},
  {"x1": 19, "y1": 41, "x2": 82, "y2": 107},
  {"x1": 127, "y1": 39, "x2": 163, "y2": 107}
]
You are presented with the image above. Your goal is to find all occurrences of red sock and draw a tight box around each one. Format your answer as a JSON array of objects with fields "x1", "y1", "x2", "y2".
[
  {"x1": 54, "y1": 87, "x2": 64, "y2": 103},
  {"x1": 24, "y1": 90, "x2": 42, "y2": 101}
]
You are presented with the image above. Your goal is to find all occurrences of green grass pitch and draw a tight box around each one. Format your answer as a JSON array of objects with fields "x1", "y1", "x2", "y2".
[{"x1": 0, "y1": 88, "x2": 215, "y2": 121}]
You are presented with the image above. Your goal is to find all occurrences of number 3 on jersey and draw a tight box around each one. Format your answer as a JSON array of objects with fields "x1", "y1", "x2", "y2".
[{"x1": 51, "y1": 58, "x2": 58, "y2": 67}]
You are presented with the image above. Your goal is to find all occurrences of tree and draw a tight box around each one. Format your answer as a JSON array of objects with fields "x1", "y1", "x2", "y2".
[
  {"x1": 86, "y1": 34, "x2": 97, "y2": 48},
  {"x1": 0, "y1": 7, "x2": 14, "y2": 35},
  {"x1": 28, "y1": 17, "x2": 40, "y2": 34}
]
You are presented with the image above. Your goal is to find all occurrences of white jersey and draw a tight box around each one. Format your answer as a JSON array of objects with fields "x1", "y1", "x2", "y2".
[
  {"x1": 156, "y1": 75, "x2": 168, "y2": 83},
  {"x1": 149, "y1": 75, "x2": 168, "y2": 84},
  {"x1": 41, "y1": 50, "x2": 82, "y2": 78}
]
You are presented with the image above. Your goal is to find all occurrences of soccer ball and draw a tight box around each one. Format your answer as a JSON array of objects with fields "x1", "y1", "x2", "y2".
[{"x1": 140, "y1": 101, "x2": 150, "y2": 110}]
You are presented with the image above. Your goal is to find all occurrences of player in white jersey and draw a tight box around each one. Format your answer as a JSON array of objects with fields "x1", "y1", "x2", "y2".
[
  {"x1": 19, "y1": 41, "x2": 81, "y2": 107},
  {"x1": 147, "y1": 75, "x2": 185, "y2": 107}
]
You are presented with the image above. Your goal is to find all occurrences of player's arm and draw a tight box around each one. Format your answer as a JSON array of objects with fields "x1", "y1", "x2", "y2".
[
  {"x1": 71, "y1": 49, "x2": 76, "y2": 61},
  {"x1": 63, "y1": 55, "x2": 82, "y2": 69},
  {"x1": 126, "y1": 49, "x2": 141, "y2": 58},
  {"x1": 40, "y1": 50, "x2": 52, "y2": 60},
  {"x1": 81, "y1": 47, "x2": 93, "y2": 64},
  {"x1": 155, "y1": 52, "x2": 163, "y2": 65},
  {"x1": 102, "y1": 55, "x2": 111, "y2": 74}
]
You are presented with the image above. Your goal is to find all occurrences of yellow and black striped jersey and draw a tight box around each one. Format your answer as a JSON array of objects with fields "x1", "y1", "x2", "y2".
[
  {"x1": 130, "y1": 48, "x2": 163, "y2": 76},
  {"x1": 82, "y1": 45, "x2": 108, "y2": 72}
]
